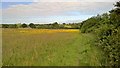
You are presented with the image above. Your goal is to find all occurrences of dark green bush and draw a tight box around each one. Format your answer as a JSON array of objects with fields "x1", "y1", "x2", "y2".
[{"x1": 80, "y1": 1, "x2": 120, "y2": 66}]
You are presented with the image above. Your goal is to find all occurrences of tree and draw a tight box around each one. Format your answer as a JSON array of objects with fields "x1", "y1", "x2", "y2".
[
  {"x1": 16, "y1": 23, "x2": 22, "y2": 28},
  {"x1": 53, "y1": 22, "x2": 58, "y2": 25},
  {"x1": 21, "y1": 23, "x2": 27, "y2": 28},
  {"x1": 2, "y1": 24, "x2": 9, "y2": 28},
  {"x1": 52, "y1": 22, "x2": 59, "y2": 29},
  {"x1": 63, "y1": 23, "x2": 66, "y2": 25},
  {"x1": 110, "y1": 1, "x2": 120, "y2": 14},
  {"x1": 114, "y1": 1, "x2": 120, "y2": 7},
  {"x1": 29, "y1": 23, "x2": 36, "y2": 28},
  {"x1": 109, "y1": 1, "x2": 120, "y2": 27}
]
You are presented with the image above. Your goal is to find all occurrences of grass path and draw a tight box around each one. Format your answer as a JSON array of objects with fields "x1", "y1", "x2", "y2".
[{"x1": 2, "y1": 29, "x2": 103, "y2": 66}]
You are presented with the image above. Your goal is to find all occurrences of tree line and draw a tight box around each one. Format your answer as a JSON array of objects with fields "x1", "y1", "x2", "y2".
[
  {"x1": 1, "y1": 22, "x2": 81, "y2": 29},
  {"x1": 80, "y1": 1, "x2": 120, "y2": 66}
]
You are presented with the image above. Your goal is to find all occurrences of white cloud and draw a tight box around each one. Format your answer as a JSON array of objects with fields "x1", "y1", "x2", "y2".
[
  {"x1": 34, "y1": 0, "x2": 119, "y2": 2},
  {"x1": 0, "y1": 9, "x2": 2, "y2": 16},
  {"x1": 1, "y1": 0, "x2": 119, "y2": 2},
  {"x1": 0, "y1": 13, "x2": 1, "y2": 24},
  {"x1": 2, "y1": 1, "x2": 117, "y2": 24},
  {"x1": 1, "y1": 0, "x2": 34, "y2": 2},
  {"x1": 3, "y1": 2, "x2": 114, "y2": 17}
]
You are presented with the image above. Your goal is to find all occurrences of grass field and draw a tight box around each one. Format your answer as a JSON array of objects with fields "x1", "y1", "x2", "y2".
[{"x1": 2, "y1": 29, "x2": 103, "y2": 66}]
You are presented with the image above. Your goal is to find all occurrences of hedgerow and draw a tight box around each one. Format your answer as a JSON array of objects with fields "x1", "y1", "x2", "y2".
[{"x1": 80, "y1": 1, "x2": 120, "y2": 66}]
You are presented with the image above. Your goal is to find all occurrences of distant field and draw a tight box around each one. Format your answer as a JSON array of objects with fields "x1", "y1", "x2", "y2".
[{"x1": 2, "y1": 29, "x2": 103, "y2": 66}]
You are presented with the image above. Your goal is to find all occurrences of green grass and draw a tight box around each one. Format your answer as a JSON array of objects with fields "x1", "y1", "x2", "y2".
[{"x1": 2, "y1": 29, "x2": 103, "y2": 66}]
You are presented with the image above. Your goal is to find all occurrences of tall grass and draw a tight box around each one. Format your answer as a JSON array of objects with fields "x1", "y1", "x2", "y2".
[{"x1": 2, "y1": 29, "x2": 103, "y2": 66}]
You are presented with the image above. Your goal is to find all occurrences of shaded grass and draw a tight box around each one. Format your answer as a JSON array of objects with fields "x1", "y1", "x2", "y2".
[{"x1": 2, "y1": 29, "x2": 103, "y2": 66}]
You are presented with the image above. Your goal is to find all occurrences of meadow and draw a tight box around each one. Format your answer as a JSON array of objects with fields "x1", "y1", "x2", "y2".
[{"x1": 2, "y1": 29, "x2": 103, "y2": 66}]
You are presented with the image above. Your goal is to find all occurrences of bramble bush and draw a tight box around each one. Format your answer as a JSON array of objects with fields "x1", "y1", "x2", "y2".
[{"x1": 80, "y1": 1, "x2": 120, "y2": 66}]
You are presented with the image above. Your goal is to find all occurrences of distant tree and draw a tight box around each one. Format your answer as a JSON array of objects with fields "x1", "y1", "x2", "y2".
[
  {"x1": 9, "y1": 24, "x2": 17, "y2": 28},
  {"x1": 16, "y1": 23, "x2": 22, "y2": 28},
  {"x1": 2, "y1": 24, "x2": 9, "y2": 28},
  {"x1": 29, "y1": 23, "x2": 36, "y2": 28},
  {"x1": 52, "y1": 22, "x2": 59, "y2": 29},
  {"x1": 21, "y1": 23, "x2": 27, "y2": 28},
  {"x1": 53, "y1": 22, "x2": 58, "y2": 25},
  {"x1": 63, "y1": 23, "x2": 66, "y2": 25}
]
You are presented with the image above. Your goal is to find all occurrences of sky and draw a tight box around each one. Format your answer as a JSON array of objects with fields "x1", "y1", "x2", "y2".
[{"x1": 0, "y1": 0, "x2": 119, "y2": 24}]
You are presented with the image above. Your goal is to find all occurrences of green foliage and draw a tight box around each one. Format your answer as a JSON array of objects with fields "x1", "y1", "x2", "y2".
[
  {"x1": 29, "y1": 23, "x2": 36, "y2": 28},
  {"x1": 2, "y1": 24, "x2": 18, "y2": 28},
  {"x1": 81, "y1": 16, "x2": 101, "y2": 33},
  {"x1": 51, "y1": 22, "x2": 59, "y2": 29},
  {"x1": 21, "y1": 23, "x2": 28, "y2": 28},
  {"x1": 114, "y1": 1, "x2": 120, "y2": 7},
  {"x1": 2, "y1": 24, "x2": 9, "y2": 28},
  {"x1": 80, "y1": 1, "x2": 120, "y2": 66},
  {"x1": 9, "y1": 24, "x2": 17, "y2": 28},
  {"x1": 1, "y1": 22, "x2": 80, "y2": 29}
]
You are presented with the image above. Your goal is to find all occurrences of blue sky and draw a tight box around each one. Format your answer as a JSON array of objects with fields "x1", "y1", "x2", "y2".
[
  {"x1": 1, "y1": 2, "x2": 33, "y2": 9},
  {"x1": 0, "y1": 1, "x2": 117, "y2": 24}
]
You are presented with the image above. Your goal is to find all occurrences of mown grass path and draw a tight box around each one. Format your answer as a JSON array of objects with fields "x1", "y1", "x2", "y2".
[{"x1": 2, "y1": 29, "x2": 103, "y2": 66}]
